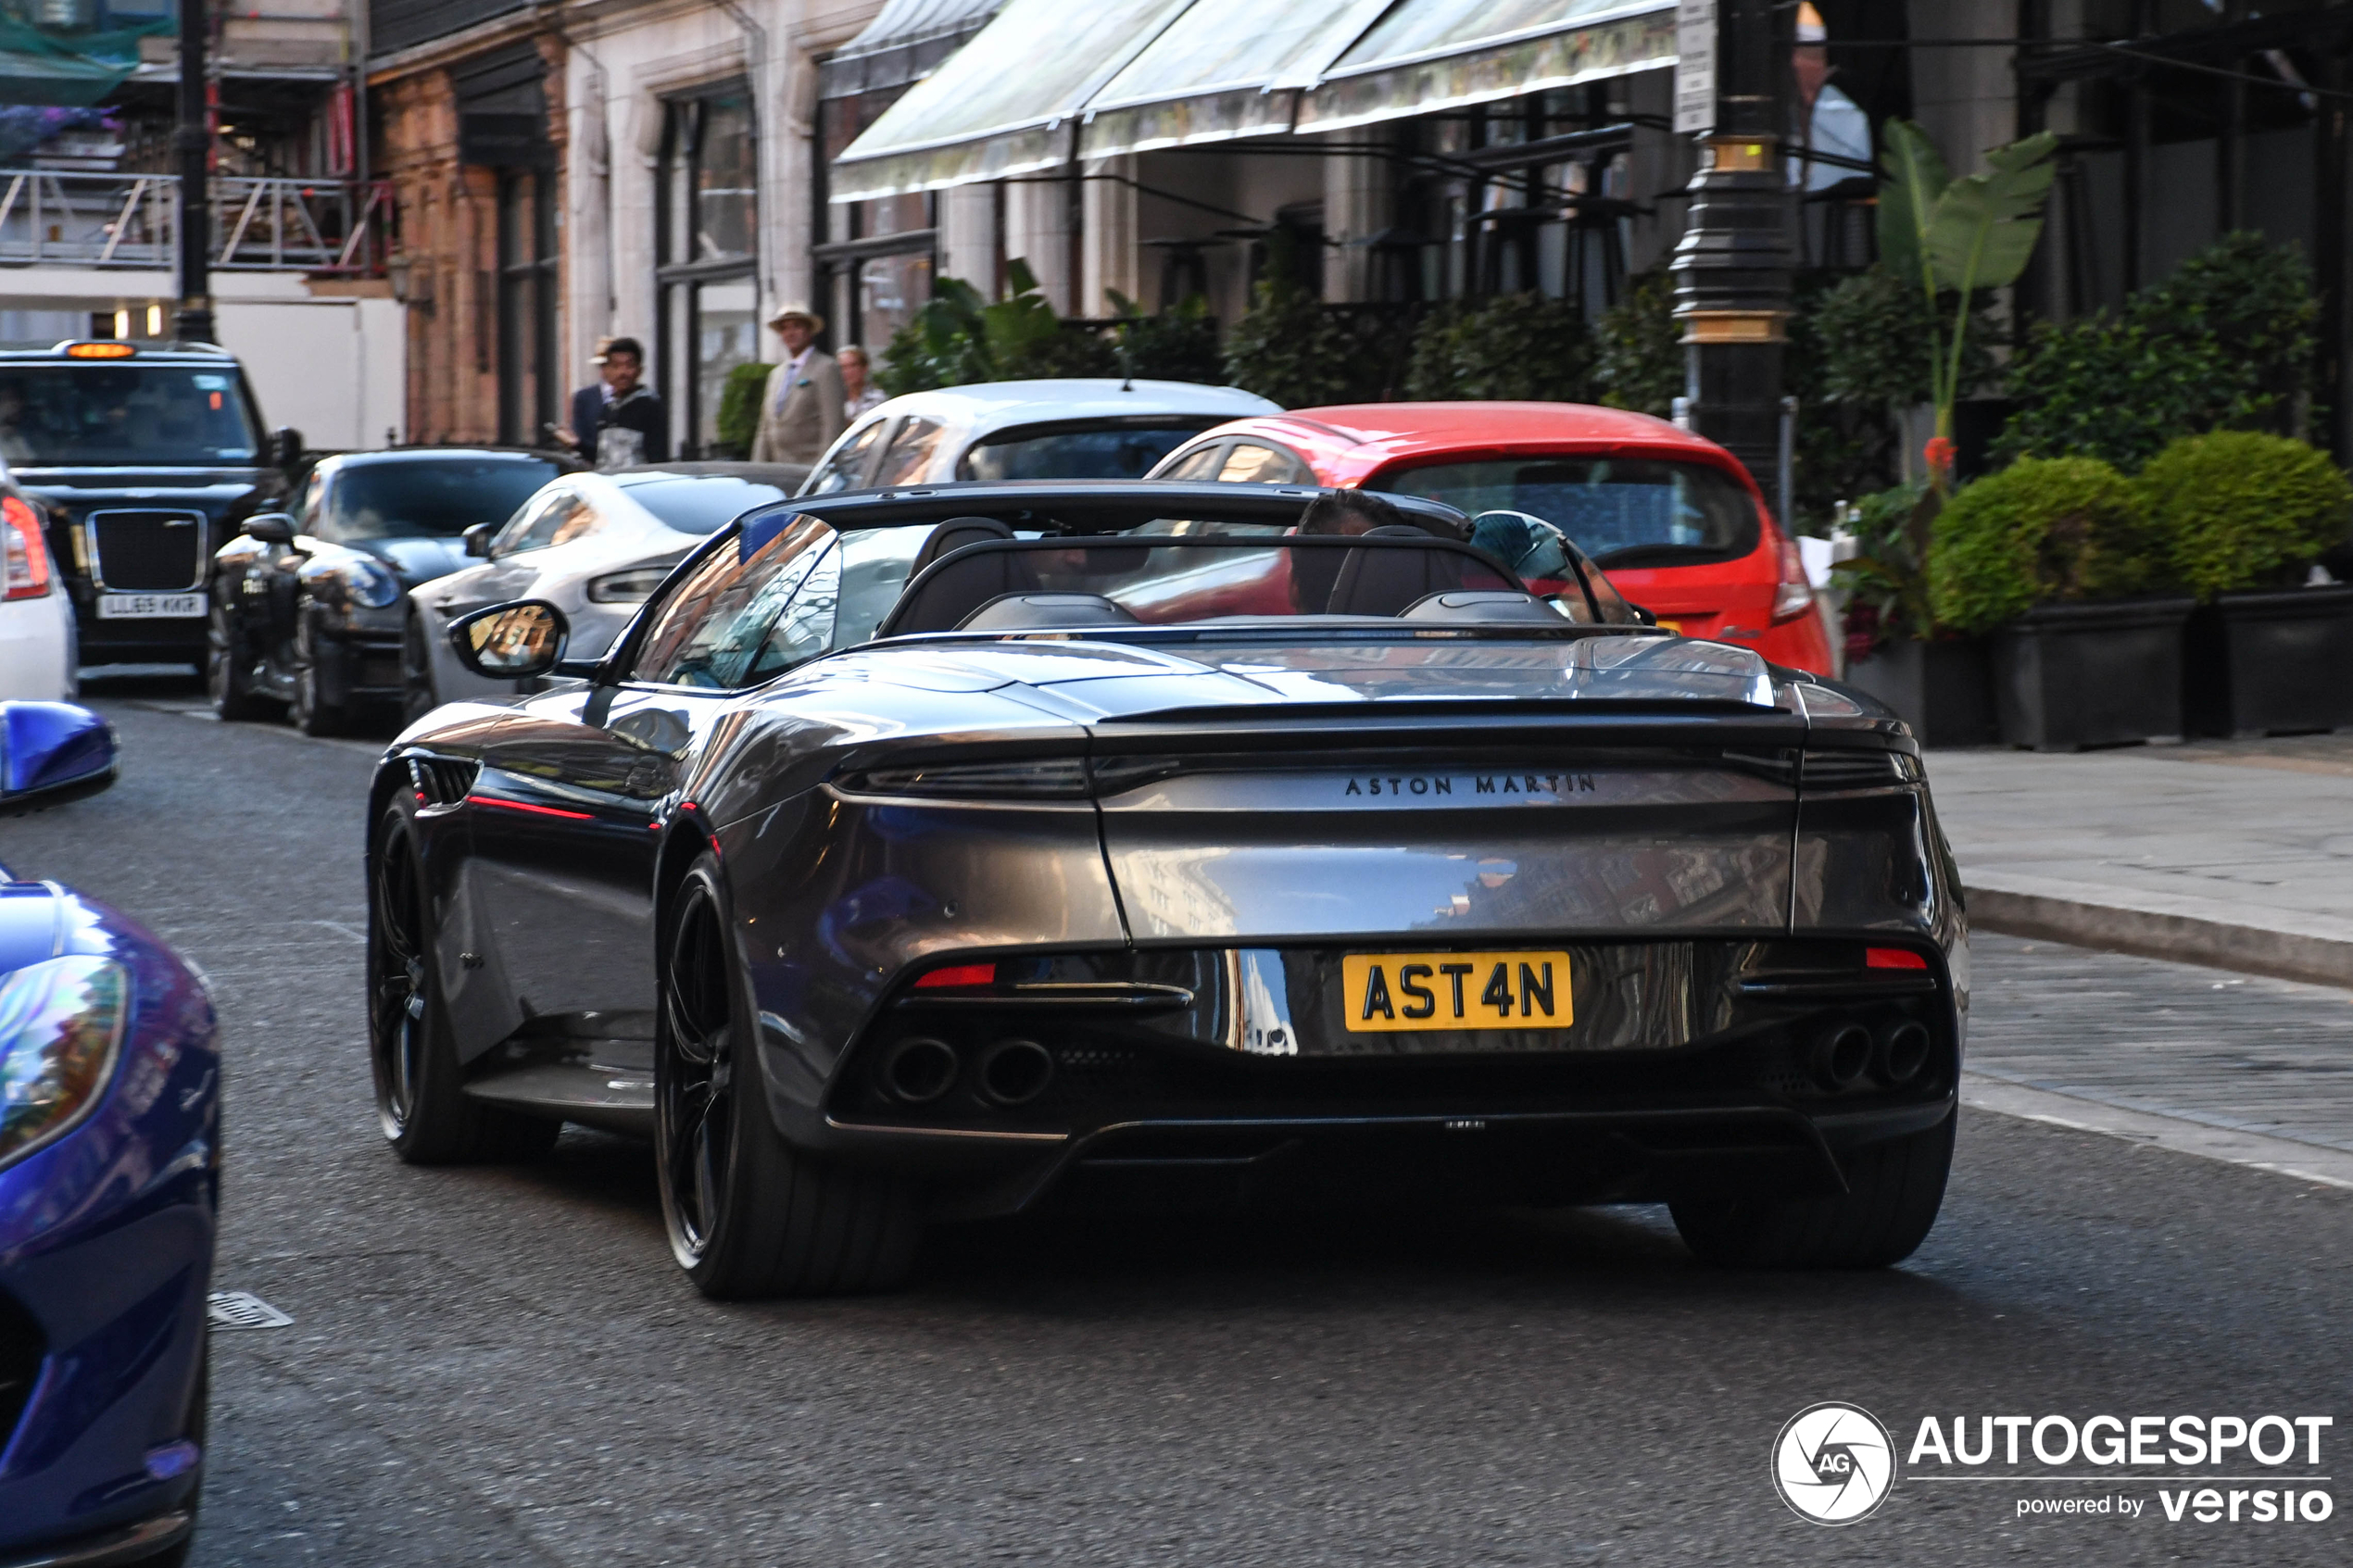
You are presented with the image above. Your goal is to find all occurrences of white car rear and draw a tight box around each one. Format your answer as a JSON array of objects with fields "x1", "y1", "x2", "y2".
[
  {"x1": 799, "y1": 379, "x2": 1280, "y2": 495},
  {"x1": 406, "y1": 469, "x2": 796, "y2": 715},
  {"x1": 1, "y1": 489, "x2": 72, "y2": 699}
]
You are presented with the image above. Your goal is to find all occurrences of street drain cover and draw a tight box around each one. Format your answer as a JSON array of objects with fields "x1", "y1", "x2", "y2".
[{"x1": 207, "y1": 1291, "x2": 292, "y2": 1329}]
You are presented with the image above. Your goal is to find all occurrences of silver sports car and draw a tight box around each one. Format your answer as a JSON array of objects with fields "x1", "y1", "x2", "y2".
[{"x1": 367, "y1": 480, "x2": 1966, "y2": 1298}]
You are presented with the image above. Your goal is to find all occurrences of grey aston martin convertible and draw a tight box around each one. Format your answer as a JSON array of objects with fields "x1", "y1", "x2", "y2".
[{"x1": 366, "y1": 480, "x2": 1966, "y2": 1298}]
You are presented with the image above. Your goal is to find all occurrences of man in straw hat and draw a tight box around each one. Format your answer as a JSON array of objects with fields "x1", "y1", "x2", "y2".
[{"x1": 750, "y1": 305, "x2": 847, "y2": 465}]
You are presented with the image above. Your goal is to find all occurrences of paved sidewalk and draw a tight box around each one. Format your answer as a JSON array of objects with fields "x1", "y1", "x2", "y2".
[{"x1": 1927, "y1": 734, "x2": 2353, "y2": 985}]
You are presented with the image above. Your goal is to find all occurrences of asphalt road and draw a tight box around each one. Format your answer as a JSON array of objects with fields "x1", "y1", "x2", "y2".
[{"x1": 5, "y1": 682, "x2": 2348, "y2": 1567}]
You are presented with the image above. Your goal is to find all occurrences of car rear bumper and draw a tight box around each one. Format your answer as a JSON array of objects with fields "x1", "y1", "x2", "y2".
[
  {"x1": 825, "y1": 1095, "x2": 1956, "y2": 1220},
  {"x1": 0, "y1": 1511, "x2": 194, "y2": 1568},
  {"x1": 0, "y1": 592, "x2": 73, "y2": 699}
]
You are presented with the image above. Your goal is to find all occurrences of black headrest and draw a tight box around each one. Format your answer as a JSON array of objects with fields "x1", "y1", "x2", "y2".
[
  {"x1": 875, "y1": 542, "x2": 1042, "y2": 636},
  {"x1": 960, "y1": 593, "x2": 1140, "y2": 632},
  {"x1": 907, "y1": 516, "x2": 1015, "y2": 578},
  {"x1": 1400, "y1": 589, "x2": 1567, "y2": 625},
  {"x1": 1326, "y1": 528, "x2": 1470, "y2": 618}
]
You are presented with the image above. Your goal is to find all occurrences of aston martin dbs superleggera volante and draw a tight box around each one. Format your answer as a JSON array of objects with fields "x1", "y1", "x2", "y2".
[{"x1": 367, "y1": 480, "x2": 1966, "y2": 1298}]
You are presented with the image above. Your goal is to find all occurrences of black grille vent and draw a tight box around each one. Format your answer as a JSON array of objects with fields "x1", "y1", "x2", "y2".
[
  {"x1": 0, "y1": 1288, "x2": 44, "y2": 1456},
  {"x1": 89, "y1": 509, "x2": 206, "y2": 591},
  {"x1": 1801, "y1": 750, "x2": 1919, "y2": 792},
  {"x1": 408, "y1": 756, "x2": 479, "y2": 806}
]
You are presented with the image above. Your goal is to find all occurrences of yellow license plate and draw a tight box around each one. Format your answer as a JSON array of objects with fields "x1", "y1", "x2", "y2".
[{"x1": 1340, "y1": 951, "x2": 1574, "y2": 1033}]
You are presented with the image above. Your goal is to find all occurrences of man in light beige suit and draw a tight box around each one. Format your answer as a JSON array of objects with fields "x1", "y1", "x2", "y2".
[{"x1": 749, "y1": 306, "x2": 848, "y2": 465}]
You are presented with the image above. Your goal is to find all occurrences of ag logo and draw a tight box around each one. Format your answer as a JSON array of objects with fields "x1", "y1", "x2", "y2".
[{"x1": 1772, "y1": 1402, "x2": 1896, "y2": 1524}]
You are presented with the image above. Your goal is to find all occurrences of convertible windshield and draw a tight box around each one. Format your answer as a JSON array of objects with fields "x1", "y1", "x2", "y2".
[
  {"x1": 1376, "y1": 458, "x2": 1760, "y2": 568},
  {"x1": 316, "y1": 458, "x2": 562, "y2": 542},
  {"x1": 957, "y1": 420, "x2": 1223, "y2": 482},
  {"x1": 0, "y1": 365, "x2": 264, "y2": 466}
]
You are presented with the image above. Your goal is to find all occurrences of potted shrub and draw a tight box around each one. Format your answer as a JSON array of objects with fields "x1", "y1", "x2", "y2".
[
  {"x1": 1928, "y1": 456, "x2": 2189, "y2": 750},
  {"x1": 2141, "y1": 431, "x2": 2353, "y2": 736},
  {"x1": 1834, "y1": 480, "x2": 1996, "y2": 745}
]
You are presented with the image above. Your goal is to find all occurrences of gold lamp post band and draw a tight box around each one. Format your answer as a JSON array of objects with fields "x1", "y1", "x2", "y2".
[{"x1": 1677, "y1": 309, "x2": 1790, "y2": 345}]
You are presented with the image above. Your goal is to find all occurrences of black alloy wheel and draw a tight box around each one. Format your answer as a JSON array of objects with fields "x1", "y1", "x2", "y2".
[
  {"x1": 367, "y1": 806, "x2": 558, "y2": 1164},
  {"x1": 207, "y1": 602, "x2": 272, "y2": 721},
  {"x1": 400, "y1": 609, "x2": 440, "y2": 724},
  {"x1": 289, "y1": 604, "x2": 346, "y2": 737},
  {"x1": 655, "y1": 853, "x2": 921, "y2": 1298}
]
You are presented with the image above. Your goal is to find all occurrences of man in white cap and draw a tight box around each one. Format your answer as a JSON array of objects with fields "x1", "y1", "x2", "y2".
[
  {"x1": 1791, "y1": 3, "x2": 1872, "y2": 192},
  {"x1": 750, "y1": 306, "x2": 847, "y2": 465}
]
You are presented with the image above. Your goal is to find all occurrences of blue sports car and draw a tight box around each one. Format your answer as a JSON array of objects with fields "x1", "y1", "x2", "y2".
[{"x1": 0, "y1": 703, "x2": 217, "y2": 1566}]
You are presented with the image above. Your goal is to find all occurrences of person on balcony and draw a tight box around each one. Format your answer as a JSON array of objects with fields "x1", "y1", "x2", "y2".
[{"x1": 749, "y1": 307, "x2": 845, "y2": 466}]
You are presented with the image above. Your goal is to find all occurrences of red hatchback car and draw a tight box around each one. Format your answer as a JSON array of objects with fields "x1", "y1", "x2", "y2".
[{"x1": 1148, "y1": 402, "x2": 1834, "y2": 674}]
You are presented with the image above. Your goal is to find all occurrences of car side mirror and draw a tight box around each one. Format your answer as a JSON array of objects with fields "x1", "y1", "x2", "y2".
[
  {"x1": 0, "y1": 702, "x2": 117, "y2": 815},
  {"x1": 450, "y1": 600, "x2": 573, "y2": 680},
  {"x1": 243, "y1": 512, "x2": 296, "y2": 546},
  {"x1": 462, "y1": 521, "x2": 497, "y2": 558},
  {"x1": 271, "y1": 427, "x2": 304, "y2": 471}
]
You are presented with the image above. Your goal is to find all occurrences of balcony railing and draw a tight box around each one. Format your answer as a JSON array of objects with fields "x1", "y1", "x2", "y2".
[{"x1": 0, "y1": 171, "x2": 393, "y2": 274}]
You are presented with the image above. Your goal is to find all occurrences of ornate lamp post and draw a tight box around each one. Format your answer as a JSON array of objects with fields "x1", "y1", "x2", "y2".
[
  {"x1": 1669, "y1": 0, "x2": 1793, "y2": 507},
  {"x1": 174, "y1": 0, "x2": 214, "y2": 344}
]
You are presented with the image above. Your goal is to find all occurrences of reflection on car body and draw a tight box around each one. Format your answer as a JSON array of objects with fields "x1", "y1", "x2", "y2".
[{"x1": 369, "y1": 480, "x2": 1964, "y2": 1299}]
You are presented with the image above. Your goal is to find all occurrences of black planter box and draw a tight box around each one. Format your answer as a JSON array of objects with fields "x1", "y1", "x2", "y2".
[
  {"x1": 2183, "y1": 583, "x2": 2353, "y2": 737},
  {"x1": 1843, "y1": 638, "x2": 1996, "y2": 746},
  {"x1": 1991, "y1": 597, "x2": 2196, "y2": 751}
]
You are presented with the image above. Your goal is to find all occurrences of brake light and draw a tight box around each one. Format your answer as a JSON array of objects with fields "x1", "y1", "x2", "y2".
[
  {"x1": 1866, "y1": 947, "x2": 1930, "y2": 971},
  {"x1": 1770, "y1": 532, "x2": 1814, "y2": 623},
  {"x1": 2, "y1": 495, "x2": 50, "y2": 601},
  {"x1": 914, "y1": 962, "x2": 997, "y2": 990}
]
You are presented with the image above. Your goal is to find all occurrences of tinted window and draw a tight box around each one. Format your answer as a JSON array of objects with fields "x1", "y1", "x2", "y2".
[
  {"x1": 316, "y1": 458, "x2": 562, "y2": 543},
  {"x1": 630, "y1": 516, "x2": 834, "y2": 688},
  {"x1": 803, "y1": 419, "x2": 890, "y2": 494},
  {"x1": 0, "y1": 365, "x2": 263, "y2": 466},
  {"x1": 493, "y1": 488, "x2": 597, "y2": 554},
  {"x1": 1216, "y1": 442, "x2": 1314, "y2": 483},
  {"x1": 1155, "y1": 441, "x2": 1227, "y2": 481},
  {"x1": 1376, "y1": 458, "x2": 1760, "y2": 567},
  {"x1": 872, "y1": 417, "x2": 950, "y2": 486},
  {"x1": 617, "y1": 476, "x2": 789, "y2": 535},
  {"x1": 963, "y1": 420, "x2": 1222, "y2": 481}
]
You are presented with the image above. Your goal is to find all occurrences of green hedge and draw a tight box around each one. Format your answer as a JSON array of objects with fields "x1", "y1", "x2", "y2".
[
  {"x1": 1403, "y1": 293, "x2": 1592, "y2": 402},
  {"x1": 1927, "y1": 457, "x2": 2158, "y2": 633},
  {"x1": 712, "y1": 361, "x2": 774, "y2": 457},
  {"x1": 2138, "y1": 431, "x2": 2352, "y2": 599},
  {"x1": 1996, "y1": 232, "x2": 2319, "y2": 471}
]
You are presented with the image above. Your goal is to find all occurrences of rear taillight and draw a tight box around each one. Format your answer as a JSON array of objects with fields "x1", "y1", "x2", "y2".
[
  {"x1": 2, "y1": 495, "x2": 49, "y2": 601},
  {"x1": 833, "y1": 759, "x2": 1091, "y2": 799},
  {"x1": 1769, "y1": 532, "x2": 1813, "y2": 623}
]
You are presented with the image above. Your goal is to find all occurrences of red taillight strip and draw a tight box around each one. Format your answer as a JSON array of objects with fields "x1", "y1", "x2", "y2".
[
  {"x1": 914, "y1": 962, "x2": 998, "y2": 990},
  {"x1": 469, "y1": 794, "x2": 595, "y2": 822},
  {"x1": 1866, "y1": 947, "x2": 1930, "y2": 971}
]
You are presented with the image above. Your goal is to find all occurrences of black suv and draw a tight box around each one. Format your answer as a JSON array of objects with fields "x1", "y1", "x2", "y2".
[{"x1": 3, "y1": 339, "x2": 294, "y2": 671}]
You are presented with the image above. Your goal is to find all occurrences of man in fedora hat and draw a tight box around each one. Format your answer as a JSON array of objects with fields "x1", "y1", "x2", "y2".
[{"x1": 750, "y1": 305, "x2": 847, "y2": 465}]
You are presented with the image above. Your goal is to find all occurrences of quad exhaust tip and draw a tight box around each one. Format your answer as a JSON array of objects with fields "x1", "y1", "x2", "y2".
[
  {"x1": 1879, "y1": 1021, "x2": 1931, "y2": 1085},
  {"x1": 979, "y1": 1038, "x2": 1054, "y2": 1105},
  {"x1": 1816, "y1": 1023, "x2": 1873, "y2": 1090},
  {"x1": 883, "y1": 1036, "x2": 959, "y2": 1103}
]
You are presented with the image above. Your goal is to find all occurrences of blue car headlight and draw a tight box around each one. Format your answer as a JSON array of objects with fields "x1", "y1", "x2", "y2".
[{"x1": 0, "y1": 957, "x2": 128, "y2": 1172}]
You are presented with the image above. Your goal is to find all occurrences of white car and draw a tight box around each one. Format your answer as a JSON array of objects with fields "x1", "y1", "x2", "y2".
[
  {"x1": 404, "y1": 467, "x2": 799, "y2": 717},
  {"x1": 799, "y1": 379, "x2": 1280, "y2": 495},
  {"x1": 1, "y1": 486, "x2": 73, "y2": 699}
]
